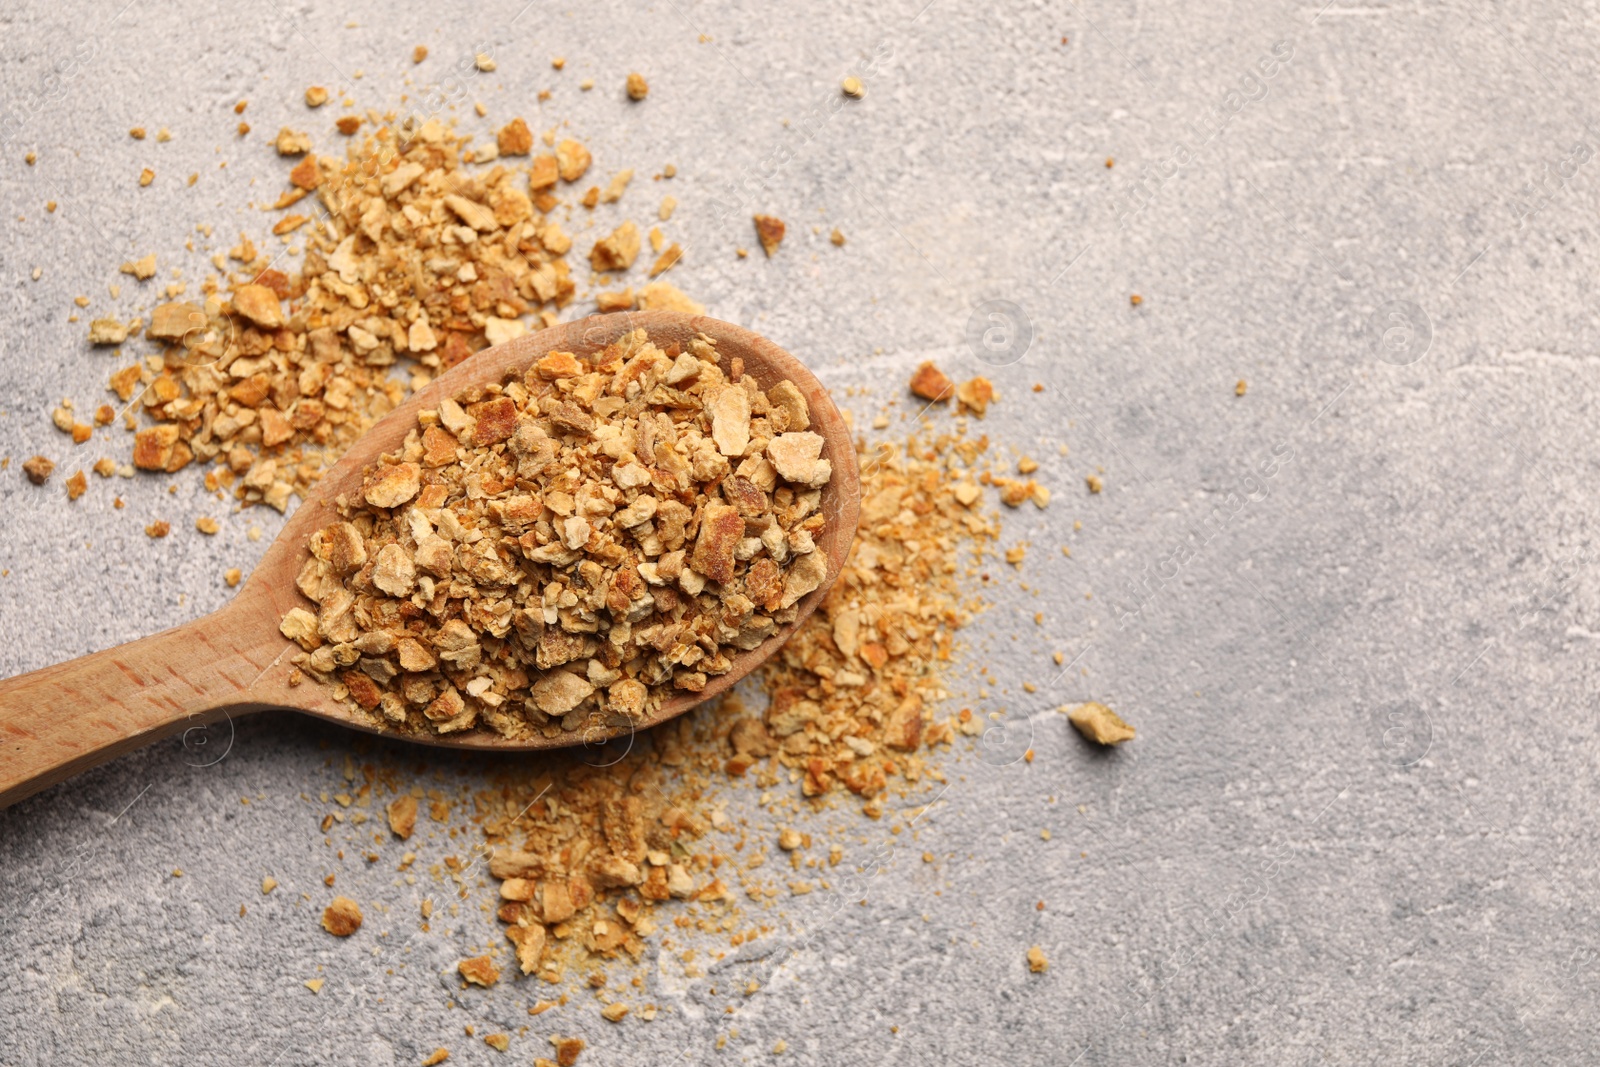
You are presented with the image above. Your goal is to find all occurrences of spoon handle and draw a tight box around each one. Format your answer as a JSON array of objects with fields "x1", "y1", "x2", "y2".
[{"x1": 0, "y1": 607, "x2": 276, "y2": 808}]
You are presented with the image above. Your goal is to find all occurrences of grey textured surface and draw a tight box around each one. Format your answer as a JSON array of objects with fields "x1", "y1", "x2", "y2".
[{"x1": 4, "y1": 0, "x2": 1600, "y2": 1063}]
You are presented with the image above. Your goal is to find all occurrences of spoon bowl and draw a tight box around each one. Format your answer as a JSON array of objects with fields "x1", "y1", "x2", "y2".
[{"x1": 0, "y1": 311, "x2": 860, "y2": 808}]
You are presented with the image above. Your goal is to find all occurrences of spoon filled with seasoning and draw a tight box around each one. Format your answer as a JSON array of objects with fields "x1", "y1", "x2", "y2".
[{"x1": 0, "y1": 311, "x2": 860, "y2": 808}]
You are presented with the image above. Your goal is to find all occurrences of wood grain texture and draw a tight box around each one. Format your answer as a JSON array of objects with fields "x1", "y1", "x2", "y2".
[{"x1": 0, "y1": 311, "x2": 860, "y2": 807}]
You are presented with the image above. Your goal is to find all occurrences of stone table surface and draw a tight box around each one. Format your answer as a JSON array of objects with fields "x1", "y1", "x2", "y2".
[{"x1": 3, "y1": 1, "x2": 1600, "y2": 1064}]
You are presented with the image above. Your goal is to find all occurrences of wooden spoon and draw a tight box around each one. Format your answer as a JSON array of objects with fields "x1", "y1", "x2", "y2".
[{"x1": 0, "y1": 311, "x2": 860, "y2": 808}]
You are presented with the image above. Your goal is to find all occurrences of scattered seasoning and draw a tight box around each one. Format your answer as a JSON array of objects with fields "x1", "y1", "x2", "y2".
[
  {"x1": 104, "y1": 118, "x2": 617, "y2": 516},
  {"x1": 469, "y1": 396, "x2": 1000, "y2": 980},
  {"x1": 1065, "y1": 702, "x2": 1135, "y2": 745},
  {"x1": 753, "y1": 214, "x2": 786, "y2": 257},
  {"x1": 320, "y1": 896, "x2": 362, "y2": 936},
  {"x1": 281, "y1": 329, "x2": 835, "y2": 740}
]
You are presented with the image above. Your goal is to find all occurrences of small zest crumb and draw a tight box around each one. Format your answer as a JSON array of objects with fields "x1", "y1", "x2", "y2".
[
  {"x1": 458, "y1": 955, "x2": 501, "y2": 987},
  {"x1": 626, "y1": 72, "x2": 649, "y2": 100},
  {"x1": 305, "y1": 86, "x2": 329, "y2": 107},
  {"x1": 475, "y1": 52, "x2": 495, "y2": 72},
  {"x1": 387, "y1": 794, "x2": 418, "y2": 839},
  {"x1": 320, "y1": 896, "x2": 363, "y2": 936},
  {"x1": 225, "y1": 567, "x2": 243, "y2": 587},
  {"x1": 753, "y1": 214, "x2": 786, "y2": 257},
  {"x1": 1085, "y1": 474, "x2": 1103, "y2": 493},
  {"x1": 841, "y1": 76, "x2": 864, "y2": 98},
  {"x1": 130, "y1": 127, "x2": 147, "y2": 139},
  {"x1": 413, "y1": 45, "x2": 429, "y2": 63},
  {"x1": 65, "y1": 470, "x2": 87, "y2": 501},
  {"x1": 304, "y1": 978, "x2": 324, "y2": 993},
  {"x1": 830, "y1": 228, "x2": 845, "y2": 246},
  {"x1": 1027, "y1": 945, "x2": 1049, "y2": 973},
  {"x1": 139, "y1": 168, "x2": 155, "y2": 187},
  {"x1": 601, "y1": 1002, "x2": 629, "y2": 1022},
  {"x1": 145, "y1": 520, "x2": 171, "y2": 538},
  {"x1": 422, "y1": 1050, "x2": 449, "y2": 1066},
  {"x1": 955, "y1": 376, "x2": 995, "y2": 417},
  {"x1": 549, "y1": 1035, "x2": 584, "y2": 1062},
  {"x1": 1129, "y1": 293, "x2": 1142, "y2": 306},
  {"x1": 484, "y1": 1033, "x2": 510, "y2": 1052},
  {"x1": 1065, "y1": 702, "x2": 1135, "y2": 745},
  {"x1": 1236, "y1": 379, "x2": 1248, "y2": 396},
  {"x1": 196, "y1": 517, "x2": 220, "y2": 535},
  {"x1": 262, "y1": 876, "x2": 278, "y2": 894},
  {"x1": 908, "y1": 361, "x2": 954, "y2": 403}
]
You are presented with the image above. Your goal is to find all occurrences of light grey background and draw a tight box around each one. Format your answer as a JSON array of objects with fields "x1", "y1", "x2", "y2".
[{"x1": 3, "y1": 1, "x2": 1599, "y2": 1063}]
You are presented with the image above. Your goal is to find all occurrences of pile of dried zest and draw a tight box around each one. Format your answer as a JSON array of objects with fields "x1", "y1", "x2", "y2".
[
  {"x1": 281, "y1": 329, "x2": 836, "y2": 740},
  {"x1": 461, "y1": 413, "x2": 998, "y2": 988},
  {"x1": 110, "y1": 117, "x2": 589, "y2": 513}
]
